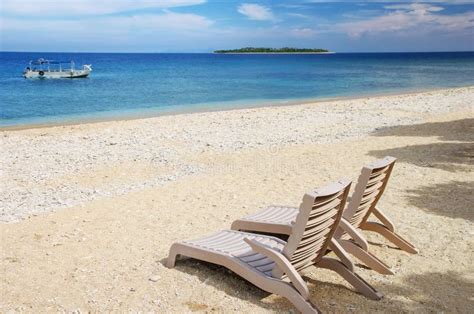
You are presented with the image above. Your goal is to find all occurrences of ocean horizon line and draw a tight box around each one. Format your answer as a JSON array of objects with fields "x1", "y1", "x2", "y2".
[{"x1": 2, "y1": 50, "x2": 474, "y2": 54}]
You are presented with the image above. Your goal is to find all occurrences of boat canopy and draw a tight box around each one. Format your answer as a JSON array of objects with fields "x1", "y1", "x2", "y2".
[{"x1": 30, "y1": 59, "x2": 73, "y2": 65}]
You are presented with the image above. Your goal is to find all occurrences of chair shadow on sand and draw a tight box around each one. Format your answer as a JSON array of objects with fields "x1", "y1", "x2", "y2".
[
  {"x1": 161, "y1": 257, "x2": 373, "y2": 312},
  {"x1": 368, "y1": 118, "x2": 473, "y2": 221},
  {"x1": 161, "y1": 258, "x2": 474, "y2": 312},
  {"x1": 368, "y1": 118, "x2": 473, "y2": 173},
  {"x1": 381, "y1": 271, "x2": 474, "y2": 312},
  {"x1": 405, "y1": 181, "x2": 474, "y2": 222},
  {"x1": 372, "y1": 118, "x2": 473, "y2": 142}
]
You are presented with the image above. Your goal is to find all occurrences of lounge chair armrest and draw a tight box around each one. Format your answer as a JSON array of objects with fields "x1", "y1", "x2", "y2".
[
  {"x1": 244, "y1": 238, "x2": 309, "y2": 299},
  {"x1": 339, "y1": 218, "x2": 368, "y2": 251},
  {"x1": 328, "y1": 238, "x2": 354, "y2": 272}
]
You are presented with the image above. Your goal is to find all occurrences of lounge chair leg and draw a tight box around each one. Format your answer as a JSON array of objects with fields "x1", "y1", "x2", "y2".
[
  {"x1": 318, "y1": 257, "x2": 383, "y2": 300},
  {"x1": 271, "y1": 282, "x2": 320, "y2": 314},
  {"x1": 338, "y1": 240, "x2": 394, "y2": 275},
  {"x1": 371, "y1": 207, "x2": 395, "y2": 232},
  {"x1": 166, "y1": 244, "x2": 179, "y2": 268},
  {"x1": 361, "y1": 222, "x2": 418, "y2": 254},
  {"x1": 286, "y1": 292, "x2": 320, "y2": 314}
]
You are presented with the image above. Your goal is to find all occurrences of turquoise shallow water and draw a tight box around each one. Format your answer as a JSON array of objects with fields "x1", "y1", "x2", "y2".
[{"x1": 1, "y1": 51, "x2": 473, "y2": 127}]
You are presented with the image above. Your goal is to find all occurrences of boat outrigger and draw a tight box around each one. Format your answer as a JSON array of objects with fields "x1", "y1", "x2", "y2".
[{"x1": 23, "y1": 58, "x2": 92, "y2": 79}]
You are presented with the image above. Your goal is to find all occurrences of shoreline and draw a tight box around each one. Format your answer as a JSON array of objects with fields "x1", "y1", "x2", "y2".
[
  {"x1": 1, "y1": 86, "x2": 472, "y2": 223},
  {"x1": 2, "y1": 84, "x2": 473, "y2": 131}
]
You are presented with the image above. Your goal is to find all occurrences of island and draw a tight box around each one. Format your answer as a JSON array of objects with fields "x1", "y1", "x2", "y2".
[{"x1": 214, "y1": 47, "x2": 331, "y2": 54}]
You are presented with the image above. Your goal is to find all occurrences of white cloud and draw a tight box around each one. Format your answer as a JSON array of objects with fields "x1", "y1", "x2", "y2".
[
  {"x1": 340, "y1": 3, "x2": 474, "y2": 38},
  {"x1": 237, "y1": 3, "x2": 275, "y2": 21},
  {"x1": 1, "y1": 0, "x2": 206, "y2": 16},
  {"x1": 287, "y1": 12, "x2": 311, "y2": 19},
  {"x1": 290, "y1": 27, "x2": 318, "y2": 38},
  {"x1": 1, "y1": 10, "x2": 216, "y2": 52},
  {"x1": 1, "y1": 11, "x2": 213, "y2": 34},
  {"x1": 384, "y1": 3, "x2": 444, "y2": 13}
]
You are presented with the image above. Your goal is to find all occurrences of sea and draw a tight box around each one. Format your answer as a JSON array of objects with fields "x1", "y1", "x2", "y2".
[{"x1": 1, "y1": 51, "x2": 474, "y2": 127}]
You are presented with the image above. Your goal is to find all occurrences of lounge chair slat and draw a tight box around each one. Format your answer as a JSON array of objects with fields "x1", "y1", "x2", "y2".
[
  {"x1": 359, "y1": 189, "x2": 381, "y2": 205},
  {"x1": 291, "y1": 250, "x2": 320, "y2": 266},
  {"x1": 188, "y1": 232, "x2": 236, "y2": 245},
  {"x1": 309, "y1": 199, "x2": 341, "y2": 217},
  {"x1": 249, "y1": 257, "x2": 275, "y2": 268},
  {"x1": 304, "y1": 218, "x2": 336, "y2": 237},
  {"x1": 237, "y1": 206, "x2": 299, "y2": 226},
  {"x1": 291, "y1": 242, "x2": 324, "y2": 261},
  {"x1": 237, "y1": 253, "x2": 267, "y2": 262},
  {"x1": 303, "y1": 217, "x2": 337, "y2": 238},
  {"x1": 262, "y1": 208, "x2": 296, "y2": 222},
  {"x1": 307, "y1": 209, "x2": 338, "y2": 227},
  {"x1": 312, "y1": 191, "x2": 343, "y2": 207},
  {"x1": 257, "y1": 262, "x2": 277, "y2": 273},
  {"x1": 369, "y1": 165, "x2": 390, "y2": 178},
  {"x1": 362, "y1": 181, "x2": 384, "y2": 195},
  {"x1": 294, "y1": 235, "x2": 327, "y2": 252},
  {"x1": 367, "y1": 172, "x2": 388, "y2": 185},
  {"x1": 249, "y1": 206, "x2": 288, "y2": 220}
]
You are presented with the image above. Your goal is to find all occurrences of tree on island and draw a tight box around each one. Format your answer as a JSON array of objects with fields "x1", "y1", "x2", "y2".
[{"x1": 214, "y1": 47, "x2": 330, "y2": 53}]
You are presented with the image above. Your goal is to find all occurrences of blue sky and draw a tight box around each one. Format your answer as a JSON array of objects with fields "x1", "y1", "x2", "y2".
[{"x1": 1, "y1": 1, "x2": 473, "y2": 52}]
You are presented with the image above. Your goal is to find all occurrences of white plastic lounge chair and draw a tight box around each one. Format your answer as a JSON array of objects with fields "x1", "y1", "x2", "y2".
[
  {"x1": 167, "y1": 179, "x2": 382, "y2": 313},
  {"x1": 231, "y1": 157, "x2": 417, "y2": 275}
]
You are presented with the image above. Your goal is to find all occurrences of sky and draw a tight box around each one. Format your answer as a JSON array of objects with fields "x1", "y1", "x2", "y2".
[{"x1": 1, "y1": 0, "x2": 473, "y2": 52}]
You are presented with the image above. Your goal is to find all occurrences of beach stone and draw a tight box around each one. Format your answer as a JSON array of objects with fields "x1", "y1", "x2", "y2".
[{"x1": 149, "y1": 275, "x2": 161, "y2": 282}]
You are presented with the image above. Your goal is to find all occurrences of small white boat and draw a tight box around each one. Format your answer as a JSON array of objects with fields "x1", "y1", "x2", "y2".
[{"x1": 23, "y1": 58, "x2": 92, "y2": 79}]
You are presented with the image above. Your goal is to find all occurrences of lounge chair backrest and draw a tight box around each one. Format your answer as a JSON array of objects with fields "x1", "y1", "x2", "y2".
[
  {"x1": 343, "y1": 156, "x2": 396, "y2": 229},
  {"x1": 272, "y1": 179, "x2": 351, "y2": 278}
]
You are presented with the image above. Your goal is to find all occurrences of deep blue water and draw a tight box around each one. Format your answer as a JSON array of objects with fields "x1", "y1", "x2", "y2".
[{"x1": 1, "y1": 51, "x2": 474, "y2": 127}]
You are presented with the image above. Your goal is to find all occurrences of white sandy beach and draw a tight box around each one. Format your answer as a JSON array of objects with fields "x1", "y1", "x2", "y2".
[{"x1": 1, "y1": 86, "x2": 473, "y2": 312}]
